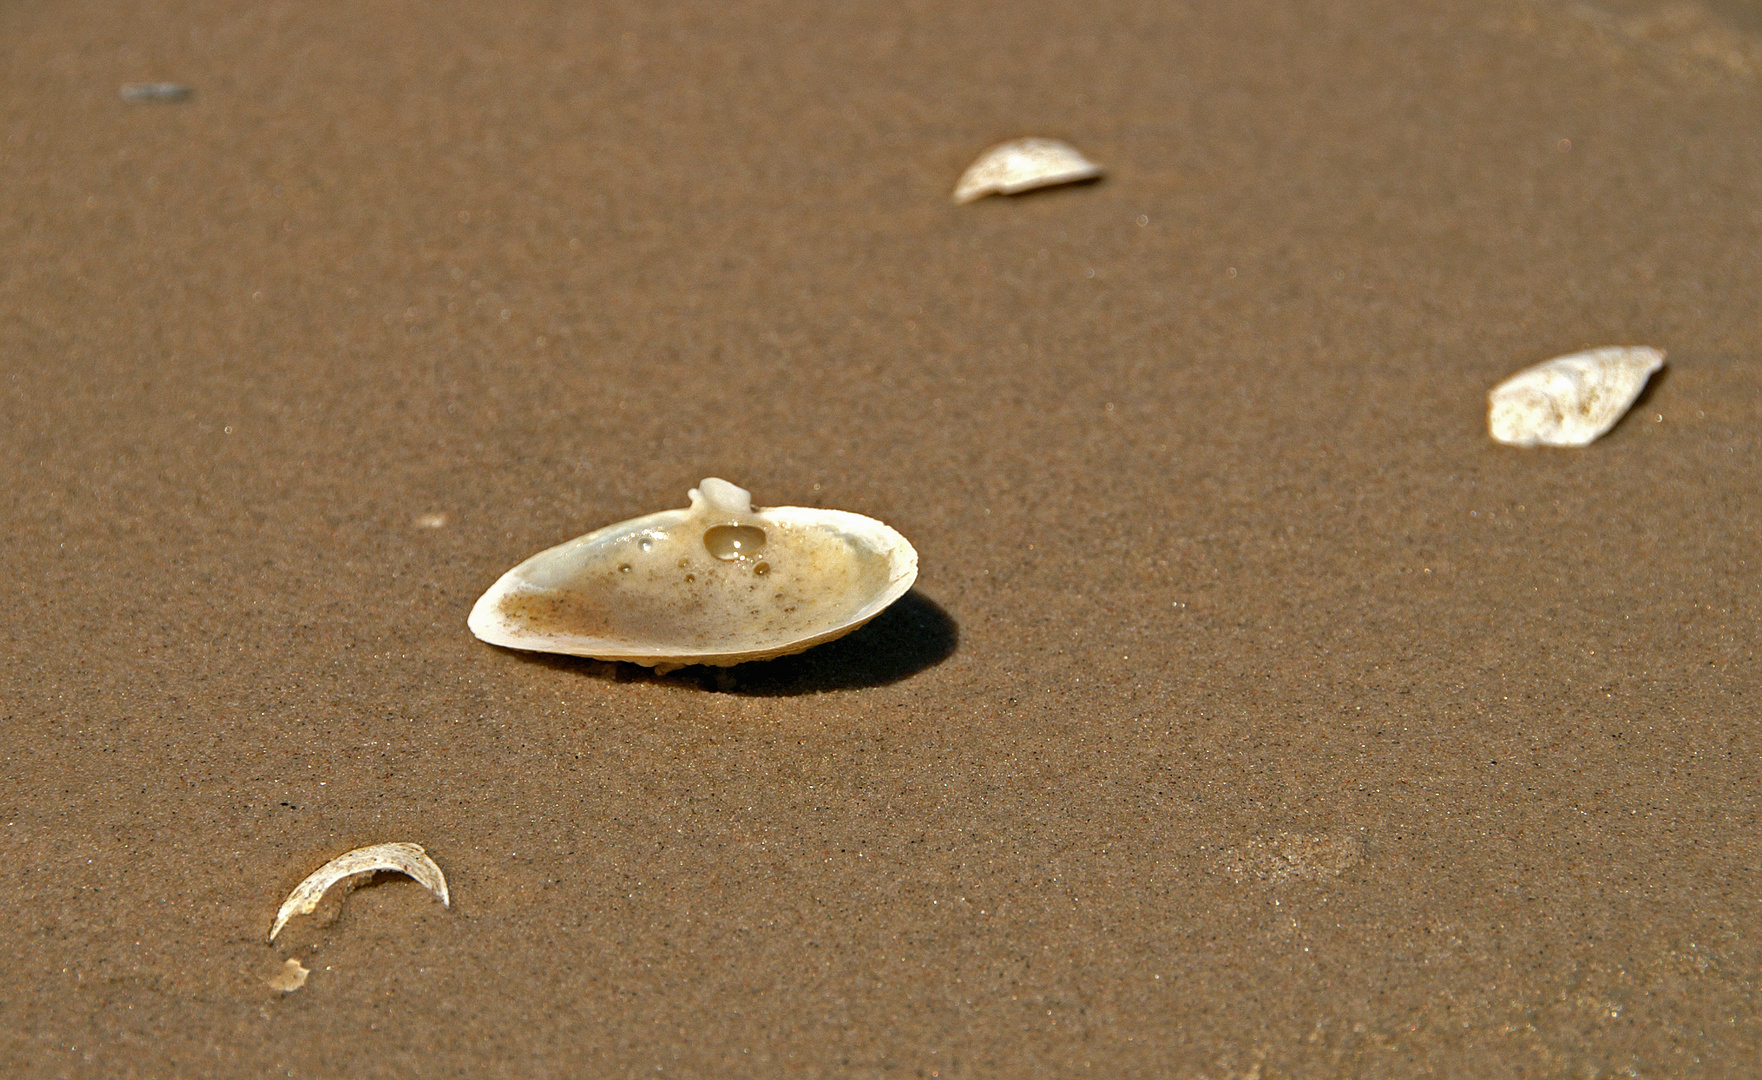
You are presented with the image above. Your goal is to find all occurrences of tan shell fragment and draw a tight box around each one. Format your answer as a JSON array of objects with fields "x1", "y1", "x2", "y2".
[
  {"x1": 468, "y1": 479, "x2": 919, "y2": 673},
  {"x1": 268, "y1": 842, "x2": 450, "y2": 942},
  {"x1": 267, "y1": 958, "x2": 310, "y2": 993},
  {"x1": 952, "y1": 138, "x2": 1102, "y2": 203},
  {"x1": 1488, "y1": 346, "x2": 1664, "y2": 447}
]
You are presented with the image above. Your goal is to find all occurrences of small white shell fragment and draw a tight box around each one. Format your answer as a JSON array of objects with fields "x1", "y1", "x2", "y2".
[
  {"x1": 268, "y1": 842, "x2": 450, "y2": 942},
  {"x1": 952, "y1": 138, "x2": 1102, "y2": 203},
  {"x1": 469, "y1": 479, "x2": 919, "y2": 672},
  {"x1": 267, "y1": 958, "x2": 310, "y2": 993},
  {"x1": 1487, "y1": 346, "x2": 1665, "y2": 447}
]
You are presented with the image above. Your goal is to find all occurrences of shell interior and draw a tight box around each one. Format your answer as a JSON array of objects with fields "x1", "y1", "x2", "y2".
[{"x1": 469, "y1": 481, "x2": 919, "y2": 670}]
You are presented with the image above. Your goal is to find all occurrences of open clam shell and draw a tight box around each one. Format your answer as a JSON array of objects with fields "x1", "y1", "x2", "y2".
[{"x1": 468, "y1": 479, "x2": 919, "y2": 672}]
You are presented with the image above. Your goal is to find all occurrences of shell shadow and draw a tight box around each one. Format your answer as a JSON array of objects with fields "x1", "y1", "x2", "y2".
[
  {"x1": 996, "y1": 176, "x2": 1102, "y2": 201},
  {"x1": 507, "y1": 590, "x2": 958, "y2": 695}
]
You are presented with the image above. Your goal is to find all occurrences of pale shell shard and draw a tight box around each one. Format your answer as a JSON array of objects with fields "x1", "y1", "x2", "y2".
[
  {"x1": 952, "y1": 138, "x2": 1102, "y2": 203},
  {"x1": 267, "y1": 958, "x2": 310, "y2": 993},
  {"x1": 468, "y1": 479, "x2": 919, "y2": 672},
  {"x1": 1488, "y1": 346, "x2": 1665, "y2": 447},
  {"x1": 268, "y1": 842, "x2": 450, "y2": 943}
]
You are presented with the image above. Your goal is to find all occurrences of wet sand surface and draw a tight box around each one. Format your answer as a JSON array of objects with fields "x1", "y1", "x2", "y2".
[{"x1": 2, "y1": 0, "x2": 1759, "y2": 1075}]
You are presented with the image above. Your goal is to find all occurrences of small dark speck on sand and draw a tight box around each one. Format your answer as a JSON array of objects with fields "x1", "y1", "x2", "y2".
[{"x1": 120, "y1": 83, "x2": 192, "y2": 102}]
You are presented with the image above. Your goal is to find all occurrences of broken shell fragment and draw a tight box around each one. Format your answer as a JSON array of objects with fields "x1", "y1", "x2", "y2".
[
  {"x1": 953, "y1": 138, "x2": 1102, "y2": 203},
  {"x1": 267, "y1": 958, "x2": 310, "y2": 993},
  {"x1": 1488, "y1": 346, "x2": 1664, "y2": 447},
  {"x1": 468, "y1": 478, "x2": 919, "y2": 672},
  {"x1": 268, "y1": 842, "x2": 450, "y2": 943}
]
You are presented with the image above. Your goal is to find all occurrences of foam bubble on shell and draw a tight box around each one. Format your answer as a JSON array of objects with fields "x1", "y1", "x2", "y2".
[
  {"x1": 268, "y1": 842, "x2": 450, "y2": 942},
  {"x1": 952, "y1": 138, "x2": 1102, "y2": 203},
  {"x1": 1488, "y1": 346, "x2": 1664, "y2": 447}
]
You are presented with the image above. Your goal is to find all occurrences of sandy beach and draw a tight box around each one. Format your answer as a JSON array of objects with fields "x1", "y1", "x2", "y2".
[{"x1": 3, "y1": 0, "x2": 1759, "y2": 1074}]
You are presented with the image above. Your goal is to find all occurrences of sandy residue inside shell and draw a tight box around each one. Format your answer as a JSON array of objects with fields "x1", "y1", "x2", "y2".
[{"x1": 493, "y1": 520, "x2": 895, "y2": 655}]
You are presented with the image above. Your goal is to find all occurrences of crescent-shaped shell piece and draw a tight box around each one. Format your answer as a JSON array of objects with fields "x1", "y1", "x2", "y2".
[
  {"x1": 468, "y1": 479, "x2": 919, "y2": 672},
  {"x1": 268, "y1": 842, "x2": 450, "y2": 942},
  {"x1": 953, "y1": 138, "x2": 1102, "y2": 203},
  {"x1": 1488, "y1": 346, "x2": 1664, "y2": 447}
]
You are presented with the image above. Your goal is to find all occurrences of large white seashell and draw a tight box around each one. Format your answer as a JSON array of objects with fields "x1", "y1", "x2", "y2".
[
  {"x1": 952, "y1": 137, "x2": 1102, "y2": 203},
  {"x1": 1487, "y1": 346, "x2": 1665, "y2": 447},
  {"x1": 469, "y1": 479, "x2": 919, "y2": 672}
]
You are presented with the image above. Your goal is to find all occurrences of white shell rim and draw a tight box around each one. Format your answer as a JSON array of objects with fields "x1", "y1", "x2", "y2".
[{"x1": 467, "y1": 505, "x2": 919, "y2": 668}]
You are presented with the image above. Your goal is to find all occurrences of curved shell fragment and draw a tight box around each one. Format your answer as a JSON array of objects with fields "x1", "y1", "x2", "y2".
[
  {"x1": 268, "y1": 841, "x2": 450, "y2": 942},
  {"x1": 953, "y1": 138, "x2": 1102, "y2": 203},
  {"x1": 468, "y1": 479, "x2": 918, "y2": 672},
  {"x1": 1487, "y1": 346, "x2": 1664, "y2": 447}
]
